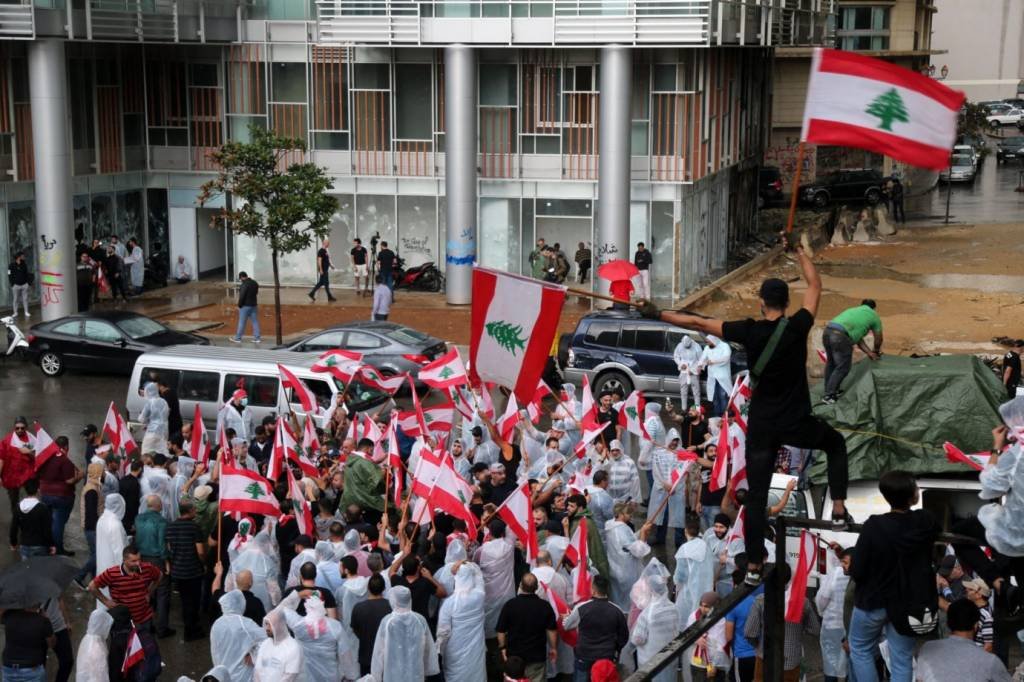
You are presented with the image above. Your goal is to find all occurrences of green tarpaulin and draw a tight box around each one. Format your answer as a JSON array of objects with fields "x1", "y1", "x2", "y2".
[{"x1": 806, "y1": 355, "x2": 1006, "y2": 483}]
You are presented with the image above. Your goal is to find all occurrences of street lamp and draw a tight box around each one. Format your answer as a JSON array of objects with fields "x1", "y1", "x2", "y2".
[{"x1": 922, "y1": 65, "x2": 954, "y2": 221}]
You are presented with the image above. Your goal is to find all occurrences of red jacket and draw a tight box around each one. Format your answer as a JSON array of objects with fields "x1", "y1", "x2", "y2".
[{"x1": 1, "y1": 431, "x2": 35, "y2": 489}]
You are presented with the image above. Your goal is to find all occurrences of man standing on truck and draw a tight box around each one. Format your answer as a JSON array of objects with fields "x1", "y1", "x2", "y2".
[
  {"x1": 637, "y1": 236, "x2": 850, "y2": 586},
  {"x1": 822, "y1": 299, "x2": 883, "y2": 404}
]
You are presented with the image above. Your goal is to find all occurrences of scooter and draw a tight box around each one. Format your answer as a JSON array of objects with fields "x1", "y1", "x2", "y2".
[{"x1": 2, "y1": 315, "x2": 28, "y2": 358}]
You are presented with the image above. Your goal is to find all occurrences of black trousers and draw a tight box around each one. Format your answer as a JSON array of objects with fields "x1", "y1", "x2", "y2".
[
  {"x1": 52, "y1": 627, "x2": 73, "y2": 682},
  {"x1": 952, "y1": 516, "x2": 1024, "y2": 591},
  {"x1": 732, "y1": 656, "x2": 756, "y2": 682},
  {"x1": 174, "y1": 576, "x2": 204, "y2": 638},
  {"x1": 744, "y1": 415, "x2": 848, "y2": 564},
  {"x1": 310, "y1": 272, "x2": 333, "y2": 299}
]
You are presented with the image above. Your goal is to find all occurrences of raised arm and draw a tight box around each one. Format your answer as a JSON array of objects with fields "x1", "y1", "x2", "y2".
[
  {"x1": 794, "y1": 243, "x2": 821, "y2": 318},
  {"x1": 653, "y1": 309, "x2": 724, "y2": 338}
]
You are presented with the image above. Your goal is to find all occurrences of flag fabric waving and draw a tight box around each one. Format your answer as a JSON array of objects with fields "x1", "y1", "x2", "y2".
[
  {"x1": 802, "y1": 47, "x2": 965, "y2": 171},
  {"x1": 540, "y1": 580, "x2": 579, "y2": 647},
  {"x1": 424, "y1": 451, "x2": 478, "y2": 537},
  {"x1": 122, "y1": 628, "x2": 145, "y2": 673},
  {"x1": 786, "y1": 530, "x2": 818, "y2": 623},
  {"x1": 302, "y1": 417, "x2": 321, "y2": 459},
  {"x1": 709, "y1": 412, "x2": 731, "y2": 493},
  {"x1": 385, "y1": 415, "x2": 404, "y2": 508},
  {"x1": 470, "y1": 267, "x2": 567, "y2": 404},
  {"x1": 398, "y1": 403, "x2": 455, "y2": 438},
  {"x1": 475, "y1": 382, "x2": 495, "y2": 420},
  {"x1": 579, "y1": 375, "x2": 598, "y2": 430},
  {"x1": 190, "y1": 404, "x2": 211, "y2": 466},
  {"x1": 220, "y1": 465, "x2": 281, "y2": 517},
  {"x1": 727, "y1": 372, "x2": 751, "y2": 432},
  {"x1": 418, "y1": 348, "x2": 468, "y2": 389},
  {"x1": 102, "y1": 402, "x2": 138, "y2": 456},
  {"x1": 311, "y1": 349, "x2": 363, "y2": 382},
  {"x1": 495, "y1": 482, "x2": 539, "y2": 562},
  {"x1": 497, "y1": 393, "x2": 521, "y2": 442},
  {"x1": 32, "y1": 424, "x2": 60, "y2": 471},
  {"x1": 573, "y1": 425, "x2": 604, "y2": 459},
  {"x1": 278, "y1": 364, "x2": 320, "y2": 415},
  {"x1": 286, "y1": 467, "x2": 315, "y2": 537},
  {"x1": 267, "y1": 416, "x2": 298, "y2": 481},
  {"x1": 526, "y1": 380, "x2": 552, "y2": 424},
  {"x1": 943, "y1": 442, "x2": 991, "y2": 472},
  {"x1": 563, "y1": 518, "x2": 592, "y2": 603},
  {"x1": 617, "y1": 391, "x2": 650, "y2": 441},
  {"x1": 357, "y1": 365, "x2": 407, "y2": 394}
]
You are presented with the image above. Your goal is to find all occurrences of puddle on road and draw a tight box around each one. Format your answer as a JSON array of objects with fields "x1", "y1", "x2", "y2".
[{"x1": 819, "y1": 262, "x2": 1024, "y2": 294}]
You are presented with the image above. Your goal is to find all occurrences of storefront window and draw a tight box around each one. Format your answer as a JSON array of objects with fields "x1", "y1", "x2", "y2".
[
  {"x1": 479, "y1": 198, "x2": 520, "y2": 273},
  {"x1": 357, "y1": 195, "x2": 397, "y2": 269},
  {"x1": 398, "y1": 195, "x2": 438, "y2": 268}
]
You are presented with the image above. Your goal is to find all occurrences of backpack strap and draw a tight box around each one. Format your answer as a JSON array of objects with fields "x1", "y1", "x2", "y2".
[{"x1": 750, "y1": 317, "x2": 789, "y2": 388}]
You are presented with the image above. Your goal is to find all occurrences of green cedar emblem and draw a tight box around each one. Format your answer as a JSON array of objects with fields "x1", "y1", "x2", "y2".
[
  {"x1": 244, "y1": 482, "x2": 264, "y2": 500},
  {"x1": 626, "y1": 406, "x2": 638, "y2": 421},
  {"x1": 485, "y1": 321, "x2": 527, "y2": 356},
  {"x1": 865, "y1": 88, "x2": 909, "y2": 132},
  {"x1": 439, "y1": 366, "x2": 455, "y2": 379}
]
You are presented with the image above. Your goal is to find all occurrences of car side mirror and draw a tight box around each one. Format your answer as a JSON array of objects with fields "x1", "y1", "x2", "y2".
[{"x1": 118, "y1": 339, "x2": 128, "y2": 347}]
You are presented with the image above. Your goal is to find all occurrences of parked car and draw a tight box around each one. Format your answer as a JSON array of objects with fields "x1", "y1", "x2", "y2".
[
  {"x1": 995, "y1": 136, "x2": 1024, "y2": 163},
  {"x1": 25, "y1": 311, "x2": 208, "y2": 377},
  {"x1": 987, "y1": 108, "x2": 1024, "y2": 126},
  {"x1": 977, "y1": 100, "x2": 1006, "y2": 113},
  {"x1": 758, "y1": 166, "x2": 784, "y2": 209},
  {"x1": 957, "y1": 134, "x2": 987, "y2": 156},
  {"x1": 939, "y1": 152, "x2": 977, "y2": 183},
  {"x1": 558, "y1": 309, "x2": 746, "y2": 398},
  {"x1": 798, "y1": 169, "x2": 885, "y2": 208},
  {"x1": 276, "y1": 321, "x2": 447, "y2": 380},
  {"x1": 952, "y1": 144, "x2": 979, "y2": 167}
]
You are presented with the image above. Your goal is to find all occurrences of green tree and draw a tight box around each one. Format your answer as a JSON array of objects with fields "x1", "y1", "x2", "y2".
[
  {"x1": 199, "y1": 125, "x2": 338, "y2": 344},
  {"x1": 958, "y1": 102, "x2": 994, "y2": 145},
  {"x1": 865, "y1": 88, "x2": 910, "y2": 132}
]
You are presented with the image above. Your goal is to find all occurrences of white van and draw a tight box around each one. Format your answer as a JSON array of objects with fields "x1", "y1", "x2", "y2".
[{"x1": 126, "y1": 346, "x2": 391, "y2": 433}]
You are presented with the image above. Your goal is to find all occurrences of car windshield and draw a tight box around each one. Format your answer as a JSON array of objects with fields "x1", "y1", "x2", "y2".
[
  {"x1": 1004, "y1": 137, "x2": 1024, "y2": 146},
  {"x1": 382, "y1": 326, "x2": 429, "y2": 345},
  {"x1": 951, "y1": 155, "x2": 973, "y2": 166},
  {"x1": 116, "y1": 316, "x2": 168, "y2": 340}
]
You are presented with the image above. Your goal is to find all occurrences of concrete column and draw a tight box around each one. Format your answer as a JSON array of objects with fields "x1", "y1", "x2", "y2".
[
  {"x1": 444, "y1": 45, "x2": 477, "y2": 305},
  {"x1": 596, "y1": 45, "x2": 633, "y2": 299},
  {"x1": 29, "y1": 40, "x2": 75, "y2": 320}
]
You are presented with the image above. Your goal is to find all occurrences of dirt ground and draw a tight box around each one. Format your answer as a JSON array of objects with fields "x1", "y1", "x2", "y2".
[{"x1": 690, "y1": 221, "x2": 1024, "y2": 359}]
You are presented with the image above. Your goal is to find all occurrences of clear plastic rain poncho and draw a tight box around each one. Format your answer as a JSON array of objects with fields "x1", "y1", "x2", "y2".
[
  {"x1": 139, "y1": 382, "x2": 170, "y2": 440},
  {"x1": 638, "y1": 402, "x2": 665, "y2": 471},
  {"x1": 211, "y1": 590, "x2": 267, "y2": 682},
  {"x1": 168, "y1": 456, "x2": 196, "y2": 521},
  {"x1": 630, "y1": 558, "x2": 671, "y2": 616},
  {"x1": 200, "y1": 666, "x2": 231, "y2": 682},
  {"x1": 475, "y1": 535, "x2": 516, "y2": 637},
  {"x1": 435, "y1": 563, "x2": 486, "y2": 682},
  {"x1": 338, "y1": 574, "x2": 369, "y2": 627},
  {"x1": 673, "y1": 535, "x2": 716, "y2": 626},
  {"x1": 278, "y1": 591, "x2": 360, "y2": 682},
  {"x1": 433, "y1": 540, "x2": 468, "y2": 597},
  {"x1": 545, "y1": 535, "x2": 570, "y2": 571},
  {"x1": 140, "y1": 463, "x2": 174, "y2": 521},
  {"x1": 96, "y1": 494, "x2": 127, "y2": 577},
  {"x1": 648, "y1": 428, "x2": 687, "y2": 530},
  {"x1": 603, "y1": 517, "x2": 651, "y2": 611},
  {"x1": 253, "y1": 608, "x2": 303, "y2": 682},
  {"x1": 314, "y1": 540, "x2": 343, "y2": 594},
  {"x1": 228, "y1": 530, "x2": 282, "y2": 612},
  {"x1": 630, "y1": 570, "x2": 679, "y2": 682},
  {"x1": 979, "y1": 396, "x2": 1024, "y2": 556},
  {"x1": 286, "y1": 547, "x2": 317, "y2": 588},
  {"x1": 700, "y1": 336, "x2": 733, "y2": 401},
  {"x1": 217, "y1": 399, "x2": 255, "y2": 442},
  {"x1": 370, "y1": 586, "x2": 440, "y2": 682},
  {"x1": 532, "y1": 563, "x2": 574, "y2": 677},
  {"x1": 338, "y1": 529, "x2": 370, "y2": 575},
  {"x1": 75, "y1": 608, "x2": 113, "y2": 682},
  {"x1": 228, "y1": 517, "x2": 256, "y2": 565},
  {"x1": 552, "y1": 382, "x2": 582, "y2": 452}
]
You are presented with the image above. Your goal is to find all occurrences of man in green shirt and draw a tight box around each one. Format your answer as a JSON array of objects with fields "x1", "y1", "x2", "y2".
[
  {"x1": 528, "y1": 238, "x2": 549, "y2": 279},
  {"x1": 823, "y1": 299, "x2": 883, "y2": 404},
  {"x1": 134, "y1": 494, "x2": 173, "y2": 637}
]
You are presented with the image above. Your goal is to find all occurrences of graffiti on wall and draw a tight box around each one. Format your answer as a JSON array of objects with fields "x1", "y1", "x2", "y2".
[
  {"x1": 445, "y1": 228, "x2": 476, "y2": 266},
  {"x1": 765, "y1": 136, "x2": 816, "y2": 186},
  {"x1": 38, "y1": 233, "x2": 64, "y2": 308}
]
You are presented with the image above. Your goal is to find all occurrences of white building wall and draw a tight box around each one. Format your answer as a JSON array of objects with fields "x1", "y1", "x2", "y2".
[{"x1": 932, "y1": 0, "x2": 1024, "y2": 101}]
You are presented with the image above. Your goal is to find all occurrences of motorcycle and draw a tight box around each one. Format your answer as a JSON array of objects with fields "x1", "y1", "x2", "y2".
[
  {"x1": 2, "y1": 315, "x2": 29, "y2": 358},
  {"x1": 393, "y1": 256, "x2": 445, "y2": 292}
]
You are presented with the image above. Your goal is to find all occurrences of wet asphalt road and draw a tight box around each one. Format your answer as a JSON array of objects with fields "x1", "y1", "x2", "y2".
[{"x1": 907, "y1": 145, "x2": 1024, "y2": 224}]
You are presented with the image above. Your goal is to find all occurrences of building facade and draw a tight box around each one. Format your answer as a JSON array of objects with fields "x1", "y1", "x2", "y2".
[
  {"x1": 930, "y1": 0, "x2": 1024, "y2": 102},
  {"x1": 0, "y1": 0, "x2": 830, "y2": 318}
]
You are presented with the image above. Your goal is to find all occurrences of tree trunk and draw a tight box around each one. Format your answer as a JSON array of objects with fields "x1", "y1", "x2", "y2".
[{"x1": 271, "y1": 247, "x2": 283, "y2": 345}]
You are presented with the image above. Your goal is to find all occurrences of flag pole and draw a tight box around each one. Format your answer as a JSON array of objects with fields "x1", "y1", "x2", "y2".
[
  {"x1": 784, "y1": 142, "x2": 807, "y2": 234},
  {"x1": 565, "y1": 286, "x2": 643, "y2": 308}
]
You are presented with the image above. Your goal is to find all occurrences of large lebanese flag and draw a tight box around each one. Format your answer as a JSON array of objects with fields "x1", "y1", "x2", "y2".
[
  {"x1": 311, "y1": 349, "x2": 363, "y2": 382},
  {"x1": 219, "y1": 465, "x2": 281, "y2": 517},
  {"x1": 495, "y1": 482, "x2": 538, "y2": 562},
  {"x1": 426, "y1": 451, "x2": 478, "y2": 537},
  {"x1": 470, "y1": 267, "x2": 566, "y2": 404},
  {"x1": 617, "y1": 390, "x2": 650, "y2": 441},
  {"x1": 802, "y1": 48, "x2": 965, "y2": 171},
  {"x1": 32, "y1": 424, "x2": 61, "y2": 471},
  {"x1": 418, "y1": 348, "x2": 468, "y2": 389},
  {"x1": 540, "y1": 580, "x2": 579, "y2": 647}
]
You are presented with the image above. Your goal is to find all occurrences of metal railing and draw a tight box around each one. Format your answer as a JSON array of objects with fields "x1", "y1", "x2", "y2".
[
  {"x1": 0, "y1": 0, "x2": 35, "y2": 39},
  {"x1": 86, "y1": 0, "x2": 179, "y2": 41}
]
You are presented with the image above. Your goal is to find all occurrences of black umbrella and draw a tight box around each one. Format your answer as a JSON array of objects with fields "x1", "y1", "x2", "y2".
[{"x1": 0, "y1": 555, "x2": 79, "y2": 609}]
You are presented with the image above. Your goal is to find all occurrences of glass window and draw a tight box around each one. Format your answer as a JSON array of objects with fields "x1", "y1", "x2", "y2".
[
  {"x1": 223, "y1": 374, "x2": 280, "y2": 407},
  {"x1": 117, "y1": 316, "x2": 167, "y2": 340},
  {"x1": 84, "y1": 320, "x2": 123, "y2": 343},
  {"x1": 289, "y1": 377, "x2": 334, "y2": 411},
  {"x1": 53, "y1": 321, "x2": 82, "y2": 336},
  {"x1": 355, "y1": 64, "x2": 390, "y2": 90},
  {"x1": 139, "y1": 367, "x2": 180, "y2": 391},
  {"x1": 480, "y1": 64, "x2": 517, "y2": 106},
  {"x1": 479, "y1": 197, "x2": 519, "y2": 273},
  {"x1": 180, "y1": 370, "x2": 220, "y2": 402},
  {"x1": 398, "y1": 195, "x2": 438, "y2": 268},
  {"x1": 536, "y1": 199, "x2": 592, "y2": 217},
  {"x1": 345, "y1": 331, "x2": 385, "y2": 349},
  {"x1": 837, "y1": 6, "x2": 890, "y2": 51},
  {"x1": 300, "y1": 330, "x2": 345, "y2": 352},
  {"x1": 395, "y1": 65, "x2": 432, "y2": 140},
  {"x1": 653, "y1": 65, "x2": 676, "y2": 92},
  {"x1": 272, "y1": 63, "x2": 307, "y2": 103},
  {"x1": 634, "y1": 325, "x2": 666, "y2": 352},
  {"x1": 382, "y1": 326, "x2": 429, "y2": 345},
  {"x1": 190, "y1": 63, "x2": 220, "y2": 87},
  {"x1": 584, "y1": 321, "x2": 619, "y2": 347}
]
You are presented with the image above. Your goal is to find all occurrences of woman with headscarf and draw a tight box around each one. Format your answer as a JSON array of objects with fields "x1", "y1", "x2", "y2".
[
  {"x1": 277, "y1": 590, "x2": 360, "y2": 682},
  {"x1": 699, "y1": 336, "x2": 732, "y2": 417},
  {"x1": 436, "y1": 563, "x2": 486, "y2": 682},
  {"x1": 370, "y1": 585, "x2": 440, "y2": 681},
  {"x1": 74, "y1": 463, "x2": 106, "y2": 586},
  {"x1": 630, "y1": 569, "x2": 679, "y2": 682},
  {"x1": 210, "y1": 590, "x2": 267, "y2": 682},
  {"x1": 648, "y1": 427, "x2": 689, "y2": 548},
  {"x1": 95, "y1": 494, "x2": 127, "y2": 579},
  {"x1": 75, "y1": 608, "x2": 114, "y2": 682},
  {"x1": 139, "y1": 382, "x2": 170, "y2": 455},
  {"x1": 168, "y1": 456, "x2": 197, "y2": 521},
  {"x1": 253, "y1": 608, "x2": 303, "y2": 681},
  {"x1": 674, "y1": 335, "x2": 704, "y2": 410},
  {"x1": 228, "y1": 530, "x2": 281, "y2": 613}
]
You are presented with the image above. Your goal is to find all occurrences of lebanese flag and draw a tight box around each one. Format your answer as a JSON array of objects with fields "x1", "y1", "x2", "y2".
[
  {"x1": 495, "y1": 482, "x2": 539, "y2": 562},
  {"x1": 302, "y1": 417, "x2": 321, "y2": 459},
  {"x1": 497, "y1": 393, "x2": 521, "y2": 443},
  {"x1": 709, "y1": 412, "x2": 731, "y2": 492},
  {"x1": 220, "y1": 464, "x2": 281, "y2": 517},
  {"x1": 398, "y1": 404, "x2": 454, "y2": 438},
  {"x1": 286, "y1": 467, "x2": 315, "y2": 537},
  {"x1": 727, "y1": 372, "x2": 751, "y2": 433},
  {"x1": 469, "y1": 267, "x2": 567, "y2": 404},
  {"x1": 190, "y1": 404, "x2": 211, "y2": 466},
  {"x1": 727, "y1": 422, "x2": 749, "y2": 493},
  {"x1": 278, "y1": 364, "x2": 320, "y2": 415},
  {"x1": 540, "y1": 580, "x2": 579, "y2": 647},
  {"x1": 427, "y1": 451, "x2": 478, "y2": 537},
  {"x1": 944, "y1": 441, "x2": 991, "y2": 472},
  {"x1": 726, "y1": 506, "x2": 745, "y2": 544},
  {"x1": 311, "y1": 349, "x2": 363, "y2": 382},
  {"x1": 786, "y1": 530, "x2": 818, "y2": 623},
  {"x1": 573, "y1": 425, "x2": 604, "y2": 459},
  {"x1": 357, "y1": 365, "x2": 407, "y2": 394},
  {"x1": 385, "y1": 416, "x2": 404, "y2": 507},
  {"x1": 447, "y1": 385, "x2": 477, "y2": 421},
  {"x1": 526, "y1": 380, "x2": 552, "y2": 424},
  {"x1": 617, "y1": 391, "x2": 650, "y2": 441},
  {"x1": 32, "y1": 424, "x2": 61, "y2": 471},
  {"x1": 418, "y1": 348, "x2": 468, "y2": 389},
  {"x1": 216, "y1": 425, "x2": 235, "y2": 468},
  {"x1": 473, "y1": 381, "x2": 496, "y2": 420},
  {"x1": 563, "y1": 518, "x2": 592, "y2": 603},
  {"x1": 267, "y1": 416, "x2": 298, "y2": 481},
  {"x1": 802, "y1": 47, "x2": 965, "y2": 171},
  {"x1": 121, "y1": 628, "x2": 145, "y2": 673},
  {"x1": 580, "y1": 375, "x2": 598, "y2": 430},
  {"x1": 102, "y1": 402, "x2": 137, "y2": 456}
]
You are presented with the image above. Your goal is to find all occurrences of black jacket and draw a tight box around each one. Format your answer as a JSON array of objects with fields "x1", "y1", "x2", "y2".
[
  {"x1": 7, "y1": 260, "x2": 29, "y2": 286},
  {"x1": 10, "y1": 499, "x2": 54, "y2": 548},
  {"x1": 850, "y1": 509, "x2": 938, "y2": 611},
  {"x1": 572, "y1": 597, "x2": 629, "y2": 663},
  {"x1": 238, "y1": 279, "x2": 259, "y2": 308}
]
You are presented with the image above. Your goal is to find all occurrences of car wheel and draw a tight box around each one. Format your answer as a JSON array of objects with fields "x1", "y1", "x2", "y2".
[
  {"x1": 813, "y1": 191, "x2": 829, "y2": 208},
  {"x1": 39, "y1": 351, "x2": 64, "y2": 377},
  {"x1": 865, "y1": 188, "x2": 881, "y2": 205},
  {"x1": 594, "y1": 370, "x2": 633, "y2": 397}
]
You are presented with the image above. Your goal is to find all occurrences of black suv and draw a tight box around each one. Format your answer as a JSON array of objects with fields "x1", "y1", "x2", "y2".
[
  {"x1": 798, "y1": 169, "x2": 885, "y2": 208},
  {"x1": 558, "y1": 310, "x2": 746, "y2": 397},
  {"x1": 997, "y1": 136, "x2": 1024, "y2": 162},
  {"x1": 759, "y1": 166, "x2": 784, "y2": 209}
]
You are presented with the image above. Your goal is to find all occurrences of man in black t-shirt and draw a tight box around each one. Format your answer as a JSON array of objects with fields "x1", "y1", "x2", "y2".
[
  {"x1": 1, "y1": 607, "x2": 54, "y2": 679},
  {"x1": 1003, "y1": 339, "x2": 1022, "y2": 399},
  {"x1": 309, "y1": 238, "x2": 337, "y2": 303},
  {"x1": 350, "y1": 237, "x2": 369, "y2": 294},
  {"x1": 638, "y1": 238, "x2": 849, "y2": 585},
  {"x1": 281, "y1": 561, "x2": 338, "y2": 617},
  {"x1": 376, "y1": 241, "x2": 396, "y2": 290}
]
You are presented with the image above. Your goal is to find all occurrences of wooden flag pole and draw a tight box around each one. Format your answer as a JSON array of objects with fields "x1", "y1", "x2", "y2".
[
  {"x1": 784, "y1": 142, "x2": 807, "y2": 234},
  {"x1": 565, "y1": 285, "x2": 644, "y2": 308}
]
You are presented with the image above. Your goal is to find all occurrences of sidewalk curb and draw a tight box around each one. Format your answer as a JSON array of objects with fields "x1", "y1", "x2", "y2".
[{"x1": 674, "y1": 244, "x2": 783, "y2": 310}]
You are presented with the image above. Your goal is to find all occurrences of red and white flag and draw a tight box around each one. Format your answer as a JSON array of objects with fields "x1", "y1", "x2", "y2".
[
  {"x1": 944, "y1": 441, "x2": 991, "y2": 472},
  {"x1": 580, "y1": 375, "x2": 599, "y2": 431},
  {"x1": 286, "y1": 467, "x2": 315, "y2": 537},
  {"x1": 427, "y1": 451, "x2": 478, "y2": 537},
  {"x1": 816, "y1": 349, "x2": 828, "y2": 364},
  {"x1": 540, "y1": 580, "x2": 579, "y2": 647},
  {"x1": 473, "y1": 381, "x2": 496, "y2": 421},
  {"x1": 121, "y1": 628, "x2": 145, "y2": 673},
  {"x1": 469, "y1": 266, "x2": 566, "y2": 404},
  {"x1": 447, "y1": 385, "x2": 477, "y2": 421},
  {"x1": 726, "y1": 506, "x2": 745, "y2": 545},
  {"x1": 709, "y1": 412, "x2": 731, "y2": 493},
  {"x1": 727, "y1": 422, "x2": 748, "y2": 493},
  {"x1": 385, "y1": 415, "x2": 404, "y2": 508},
  {"x1": 573, "y1": 425, "x2": 605, "y2": 459},
  {"x1": 526, "y1": 380, "x2": 552, "y2": 424},
  {"x1": 617, "y1": 391, "x2": 651, "y2": 441},
  {"x1": 311, "y1": 349, "x2": 363, "y2": 382},
  {"x1": 357, "y1": 366, "x2": 407, "y2": 394},
  {"x1": 495, "y1": 481, "x2": 539, "y2": 562},
  {"x1": 102, "y1": 402, "x2": 138, "y2": 456},
  {"x1": 563, "y1": 517, "x2": 592, "y2": 603},
  {"x1": 786, "y1": 530, "x2": 818, "y2": 623},
  {"x1": 398, "y1": 403, "x2": 455, "y2": 438},
  {"x1": 216, "y1": 425, "x2": 234, "y2": 468},
  {"x1": 190, "y1": 404, "x2": 211, "y2": 466},
  {"x1": 278, "y1": 364, "x2": 320, "y2": 415},
  {"x1": 220, "y1": 465, "x2": 281, "y2": 517},
  {"x1": 802, "y1": 47, "x2": 965, "y2": 171},
  {"x1": 267, "y1": 416, "x2": 299, "y2": 481},
  {"x1": 302, "y1": 417, "x2": 321, "y2": 459},
  {"x1": 497, "y1": 393, "x2": 521, "y2": 442},
  {"x1": 418, "y1": 348, "x2": 468, "y2": 389},
  {"x1": 727, "y1": 373, "x2": 751, "y2": 432},
  {"x1": 32, "y1": 424, "x2": 61, "y2": 471}
]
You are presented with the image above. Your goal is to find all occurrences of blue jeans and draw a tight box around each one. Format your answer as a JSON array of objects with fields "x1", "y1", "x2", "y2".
[
  {"x1": 75, "y1": 529, "x2": 97, "y2": 583},
  {"x1": 2, "y1": 665, "x2": 45, "y2": 681},
  {"x1": 574, "y1": 658, "x2": 594, "y2": 682},
  {"x1": 655, "y1": 506, "x2": 684, "y2": 546},
  {"x1": 40, "y1": 494, "x2": 73, "y2": 554},
  {"x1": 848, "y1": 606, "x2": 916, "y2": 682},
  {"x1": 700, "y1": 504, "x2": 721, "y2": 532},
  {"x1": 234, "y1": 305, "x2": 261, "y2": 341},
  {"x1": 19, "y1": 546, "x2": 49, "y2": 560}
]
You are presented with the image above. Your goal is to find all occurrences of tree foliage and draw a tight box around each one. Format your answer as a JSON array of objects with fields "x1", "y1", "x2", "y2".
[
  {"x1": 199, "y1": 125, "x2": 338, "y2": 343},
  {"x1": 958, "y1": 102, "x2": 995, "y2": 139}
]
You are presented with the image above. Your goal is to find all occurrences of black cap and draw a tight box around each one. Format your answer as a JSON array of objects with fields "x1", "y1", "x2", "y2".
[
  {"x1": 471, "y1": 426, "x2": 483, "y2": 437},
  {"x1": 13, "y1": 416, "x2": 28, "y2": 427},
  {"x1": 81, "y1": 424, "x2": 98, "y2": 436},
  {"x1": 293, "y1": 534, "x2": 314, "y2": 548},
  {"x1": 759, "y1": 278, "x2": 789, "y2": 308}
]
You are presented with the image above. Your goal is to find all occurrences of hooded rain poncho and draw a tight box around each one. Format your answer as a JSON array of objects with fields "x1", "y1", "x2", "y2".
[
  {"x1": 370, "y1": 586, "x2": 440, "y2": 682},
  {"x1": 648, "y1": 428, "x2": 688, "y2": 529},
  {"x1": 211, "y1": 590, "x2": 268, "y2": 682},
  {"x1": 96, "y1": 494, "x2": 127, "y2": 578},
  {"x1": 475, "y1": 536, "x2": 516, "y2": 637},
  {"x1": 168, "y1": 456, "x2": 196, "y2": 521},
  {"x1": 229, "y1": 531, "x2": 281, "y2": 612},
  {"x1": 254, "y1": 607, "x2": 303, "y2": 681},
  {"x1": 279, "y1": 591, "x2": 360, "y2": 682},
  {"x1": 630, "y1": 571, "x2": 679, "y2": 682},
  {"x1": 603, "y1": 518, "x2": 651, "y2": 611},
  {"x1": 139, "y1": 382, "x2": 170, "y2": 443},
  {"x1": 638, "y1": 403, "x2": 665, "y2": 471},
  {"x1": 979, "y1": 397, "x2": 1024, "y2": 556},
  {"x1": 700, "y1": 336, "x2": 733, "y2": 401},
  {"x1": 435, "y1": 563, "x2": 486, "y2": 682},
  {"x1": 75, "y1": 608, "x2": 114, "y2": 682},
  {"x1": 673, "y1": 536, "x2": 716, "y2": 627},
  {"x1": 674, "y1": 336, "x2": 703, "y2": 408}
]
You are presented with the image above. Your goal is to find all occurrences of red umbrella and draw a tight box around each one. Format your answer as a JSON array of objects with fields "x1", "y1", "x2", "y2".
[{"x1": 596, "y1": 259, "x2": 639, "y2": 282}]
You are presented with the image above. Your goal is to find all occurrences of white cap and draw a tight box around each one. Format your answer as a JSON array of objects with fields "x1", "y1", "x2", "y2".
[{"x1": 609, "y1": 439, "x2": 623, "y2": 451}]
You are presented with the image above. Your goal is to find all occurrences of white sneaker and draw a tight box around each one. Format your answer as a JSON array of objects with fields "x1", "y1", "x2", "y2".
[
  {"x1": 228, "y1": 337, "x2": 241, "y2": 343},
  {"x1": 252, "y1": 338, "x2": 262, "y2": 344}
]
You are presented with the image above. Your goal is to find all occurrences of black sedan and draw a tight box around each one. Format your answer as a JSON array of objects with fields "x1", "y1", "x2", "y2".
[{"x1": 26, "y1": 311, "x2": 209, "y2": 377}]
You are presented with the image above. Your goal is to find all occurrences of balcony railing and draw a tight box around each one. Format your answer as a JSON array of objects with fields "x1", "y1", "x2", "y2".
[
  {"x1": 0, "y1": 1, "x2": 35, "y2": 39},
  {"x1": 86, "y1": 0, "x2": 179, "y2": 41}
]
